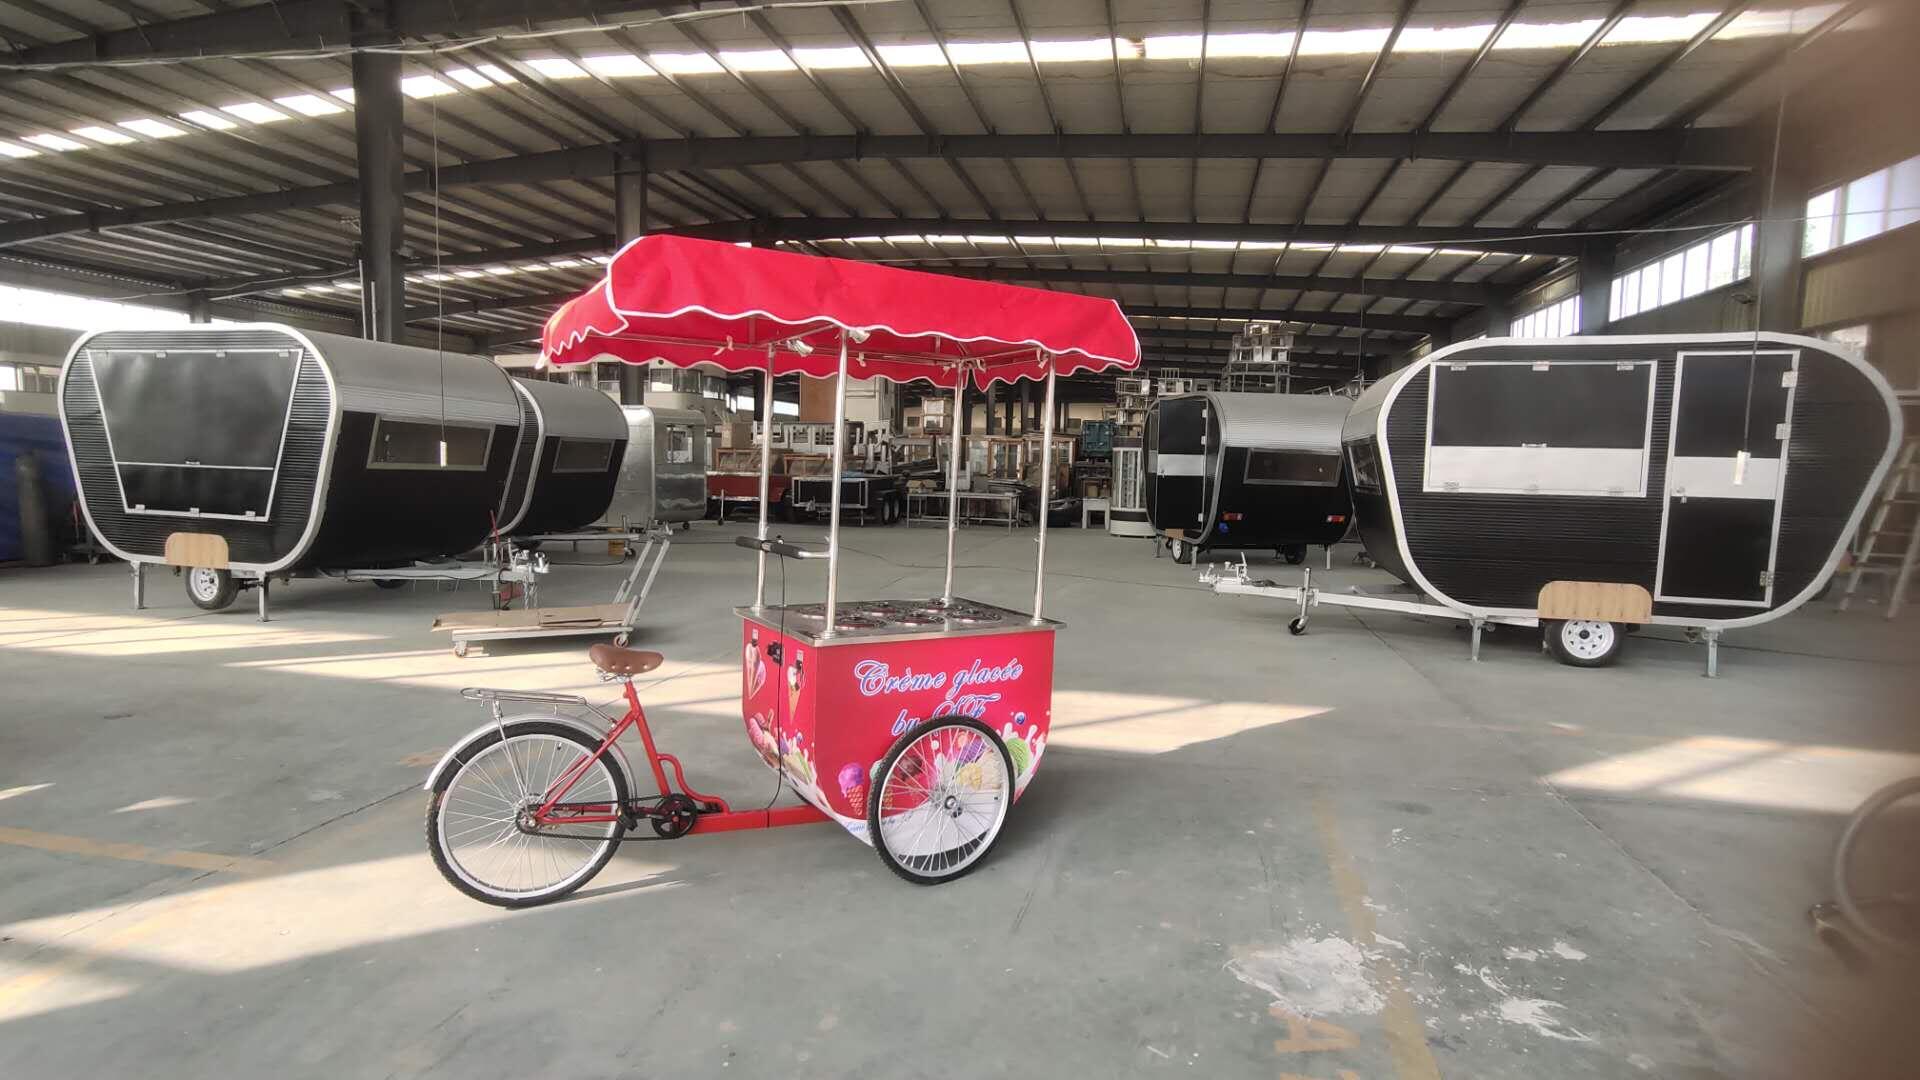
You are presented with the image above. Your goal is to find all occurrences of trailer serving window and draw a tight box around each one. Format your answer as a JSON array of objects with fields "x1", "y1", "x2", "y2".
[
  {"x1": 368, "y1": 418, "x2": 492, "y2": 471},
  {"x1": 551, "y1": 438, "x2": 615, "y2": 473},
  {"x1": 1423, "y1": 360, "x2": 1655, "y2": 497},
  {"x1": 1243, "y1": 448, "x2": 1341, "y2": 486}
]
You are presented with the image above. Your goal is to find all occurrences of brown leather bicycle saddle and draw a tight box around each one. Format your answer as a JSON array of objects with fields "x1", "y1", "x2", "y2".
[{"x1": 588, "y1": 643, "x2": 664, "y2": 676}]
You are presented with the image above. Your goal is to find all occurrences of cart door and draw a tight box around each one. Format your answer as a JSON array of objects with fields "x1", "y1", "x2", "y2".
[{"x1": 1655, "y1": 350, "x2": 1797, "y2": 607}]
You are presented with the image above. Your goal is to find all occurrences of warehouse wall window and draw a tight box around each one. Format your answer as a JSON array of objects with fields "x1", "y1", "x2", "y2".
[
  {"x1": 1609, "y1": 224, "x2": 1754, "y2": 321},
  {"x1": 1510, "y1": 295, "x2": 1581, "y2": 338},
  {"x1": 1804, "y1": 153, "x2": 1920, "y2": 257}
]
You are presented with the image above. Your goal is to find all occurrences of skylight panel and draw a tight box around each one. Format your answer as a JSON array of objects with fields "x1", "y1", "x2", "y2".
[
  {"x1": 177, "y1": 110, "x2": 237, "y2": 130},
  {"x1": 944, "y1": 41, "x2": 1032, "y2": 65},
  {"x1": 275, "y1": 94, "x2": 345, "y2": 117},
  {"x1": 119, "y1": 118, "x2": 185, "y2": 139},
  {"x1": 399, "y1": 76, "x2": 457, "y2": 99},
  {"x1": 476, "y1": 65, "x2": 515, "y2": 84},
  {"x1": 445, "y1": 67, "x2": 496, "y2": 89},
  {"x1": 1603, "y1": 13, "x2": 1718, "y2": 46},
  {"x1": 1295, "y1": 28, "x2": 1393, "y2": 56},
  {"x1": 70, "y1": 125, "x2": 135, "y2": 145},
  {"x1": 1030, "y1": 38, "x2": 1129, "y2": 63},
  {"x1": 1395, "y1": 24, "x2": 1495, "y2": 53},
  {"x1": 525, "y1": 58, "x2": 590, "y2": 80},
  {"x1": 0, "y1": 141, "x2": 41, "y2": 158},
  {"x1": 583, "y1": 53, "x2": 657, "y2": 77},
  {"x1": 648, "y1": 52, "x2": 725, "y2": 76},
  {"x1": 1142, "y1": 35, "x2": 1204, "y2": 60},
  {"x1": 23, "y1": 133, "x2": 86, "y2": 152},
  {"x1": 877, "y1": 43, "x2": 946, "y2": 67},
  {"x1": 1493, "y1": 19, "x2": 1604, "y2": 50},
  {"x1": 718, "y1": 49, "x2": 795, "y2": 72},
  {"x1": 328, "y1": 87, "x2": 355, "y2": 103},
  {"x1": 792, "y1": 46, "x2": 871, "y2": 69},
  {"x1": 221, "y1": 102, "x2": 290, "y2": 124}
]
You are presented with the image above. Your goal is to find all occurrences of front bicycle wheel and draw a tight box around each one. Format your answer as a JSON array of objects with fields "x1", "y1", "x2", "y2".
[
  {"x1": 1833, "y1": 776, "x2": 1920, "y2": 955},
  {"x1": 426, "y1": 721, "x2": 628, "y2": 907},
  {"x1": 868, "y1": 718, "x2": 1012, "y2": 885}
]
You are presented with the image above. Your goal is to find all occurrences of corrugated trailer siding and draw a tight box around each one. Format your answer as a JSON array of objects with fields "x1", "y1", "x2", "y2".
[{"x1": 64, "y1": 331, "x2": 328, "y2": 569}]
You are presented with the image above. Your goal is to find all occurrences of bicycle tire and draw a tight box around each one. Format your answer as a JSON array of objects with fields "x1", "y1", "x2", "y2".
[
  {"x1": 1832, "y1": 776, "x2": 1920, "y2": 956},
  {"x1": 426, "y1": 721, "x2": 628, "y2": 908}
]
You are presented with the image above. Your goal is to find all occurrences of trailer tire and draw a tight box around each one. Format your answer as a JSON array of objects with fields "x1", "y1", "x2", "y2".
[
  {"x1": 185, "y1": 567, "x2": 238, "y2": 610},
  {"x1": 372, "y1": 578, "x2": 406, "y2": 590},
  {"x1": 1281, "y1": 545, "x2": 1307, "y2": 565},
  {"x1": 1171, "y1": 538, "x2": 1193, "y2": 565},
  {"x1": 1546, "y1": 619, "x2": 1623, "y2": 668}
]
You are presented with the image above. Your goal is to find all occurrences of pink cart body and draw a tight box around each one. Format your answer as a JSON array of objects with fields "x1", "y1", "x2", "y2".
[{"x1": 739, "y1": 604, "x2": 1055, "y2": 843}]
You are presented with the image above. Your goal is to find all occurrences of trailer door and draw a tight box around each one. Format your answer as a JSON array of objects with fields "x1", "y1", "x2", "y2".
[
  {"x1": 1655, "y1": 350, "x2": 1798, "y2": 607},
  {"x1": 1147, "y1": 397, "x2": 1207, "y2": 531}
]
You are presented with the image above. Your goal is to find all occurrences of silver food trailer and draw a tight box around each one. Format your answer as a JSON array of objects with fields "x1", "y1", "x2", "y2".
[
  {"x1": 1207, "y1": 332, "x2": 1901, "y2": 673},
  {"x1": 603, "y1": 405, "x2": 707, "y2": 528},
  {"x1": 59, "y1": 324, "x2": 534, "y2": 616}
]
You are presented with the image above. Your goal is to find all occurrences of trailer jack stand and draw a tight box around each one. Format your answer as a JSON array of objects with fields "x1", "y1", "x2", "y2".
[
  {"x1": 131, "y1": 561, "x2": 145, "y2": 611},
  {"x1": 1702, "y1": 628, "x2": 1720, "y2": 678},
  {"x1": 1469, "y1": 617, "x2": 1486, "y2": 661}
]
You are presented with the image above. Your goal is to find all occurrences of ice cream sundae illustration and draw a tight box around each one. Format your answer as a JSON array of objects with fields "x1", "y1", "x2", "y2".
[
  {"x1": 786, "y1": 650, "x2": 805, "y2": 718},
  {"x1": 744, "y1": 628, "x2": 767, "y2": 697},
  {"x1": 1000, "y1": 712, "x2": 1045, "y2": 789},
  {"x1": 838, "y1": 761, "x2": 868, "y2": 817},
  {"x1": 746, "y1": 711, "x2": 778, "y2": 768}
]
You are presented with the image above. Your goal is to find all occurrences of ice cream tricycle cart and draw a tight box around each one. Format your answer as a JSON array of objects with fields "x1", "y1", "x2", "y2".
[{"x1": 422, "y1": 236, "x2": 1140, "y2": 905}]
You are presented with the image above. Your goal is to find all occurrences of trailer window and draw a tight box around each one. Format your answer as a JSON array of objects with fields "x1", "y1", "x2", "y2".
[
  {"x1": 551, "y1": 438, "x2": 614, "y2": 473},
  {"x1": 1424, "y1": 360, "x2": 1654, "y2": 497},
  {"x1": 664, "y1": 426, "x2": 694, "y2": 464},
  {"x1": 1347, "y1": 440, "x2": 1384, "y2": 494},
  {"x1": 368, "y1": 418, "x2": 491, "y2": 471},
  {"x1": 1244, "y1": 449, "x2": 1341, "y2": 486}
]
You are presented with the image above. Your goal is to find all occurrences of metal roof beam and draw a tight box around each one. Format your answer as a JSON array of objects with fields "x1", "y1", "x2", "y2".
[
  {"x1": 943, "y1": 265, "x2": 1499, "y2": 305},
  {"x1": 0, "y1": 129, "x2": 1752, "y2": 246},
  {"x1": 1127, "y1": 305, "x2": 1444, "y2": 335},
  {"x1": 0, "y1": 2, "x2": 679, "y2": 72}
]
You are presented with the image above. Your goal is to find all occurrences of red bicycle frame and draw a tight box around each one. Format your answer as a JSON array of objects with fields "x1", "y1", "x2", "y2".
[{"x1": 529, "y1": 679, "x2": 825, "y2": 835}]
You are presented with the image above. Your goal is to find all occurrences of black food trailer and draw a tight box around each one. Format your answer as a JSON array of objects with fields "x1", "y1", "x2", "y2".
[
  {"x1": 788, "y1": 456, "x2": 905, "y2": 524},
  {"x1": 1148, "y1": 392, "x2": 1354, "y2": 565},
  {"x1": 1207, "y1": 333, "x2": 1901, "y2": 672},
  {"x1": 60, "y1": 324, "x2": 527, "y2": 613},
  {"x1": 498, "y1": 377, "x2": 629, "y2": 537}
]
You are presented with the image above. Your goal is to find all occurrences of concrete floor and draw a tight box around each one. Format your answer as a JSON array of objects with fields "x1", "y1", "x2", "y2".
[{"x1": 2, "y1": 522, "x2": 1917, "y2": 1078}]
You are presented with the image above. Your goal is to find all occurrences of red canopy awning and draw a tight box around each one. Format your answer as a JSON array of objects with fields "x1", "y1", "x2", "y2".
[{"x1": 540, "y1": 235, "x2": 1140, "y2": 388}]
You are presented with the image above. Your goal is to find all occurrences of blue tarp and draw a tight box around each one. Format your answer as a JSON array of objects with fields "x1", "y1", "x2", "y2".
[{"x1": 0, "y1": 412, "x2": 79, "y2": 562}]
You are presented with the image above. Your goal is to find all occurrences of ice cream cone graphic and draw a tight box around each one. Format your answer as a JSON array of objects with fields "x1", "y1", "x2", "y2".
[
  {"x1": 786, "y1": 652, "x2": 805, "y2": 717},
  {"x1": 745, "y1": 629, "x2": 767, "y2": 697},
  {"x1": 838, "y1": 762, "x2": 868, "y2": 817}
]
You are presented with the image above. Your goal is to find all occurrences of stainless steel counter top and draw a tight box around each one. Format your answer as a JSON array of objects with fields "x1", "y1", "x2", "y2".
[{"x1": 735, "y1": 596, "x2": 1061, "y2": 646}]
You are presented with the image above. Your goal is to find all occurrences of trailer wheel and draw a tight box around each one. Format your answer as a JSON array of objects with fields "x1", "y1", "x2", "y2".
[
  {"x1": 1170, "y1": 538, "x2": 1194, "y2": 565},
  {"x1": 371, "y1": 578, "x2": 406, "y2": 590},
  {"x1": 1546, "y1": 619, "x2": 1623, "y2": 668},
  {"x1": 185, "y1": 567, "x2": 238, "y2": 611},
  {"x1": 1281, "y1": 545, "x2": 1307, "y2": 565}
]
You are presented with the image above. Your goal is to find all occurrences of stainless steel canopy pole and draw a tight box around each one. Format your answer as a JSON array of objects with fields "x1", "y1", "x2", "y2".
[
  {"x1": 822, "y1": 332, "x2": 851, "y2": 636},
  {"x1": 1032, "y1": 363, "x2": 1057, "y2": 623},
  {"x1": 752, "y1": 346, "x2": 775, "y2": 613},
  {"x1": 941, "y1": 373, "x2": 965, "y2": 602}
]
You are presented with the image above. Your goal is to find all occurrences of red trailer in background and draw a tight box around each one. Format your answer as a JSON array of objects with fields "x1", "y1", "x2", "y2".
[{"x1": 423, "y1": 236, "x2": 1138, "y2": 904}]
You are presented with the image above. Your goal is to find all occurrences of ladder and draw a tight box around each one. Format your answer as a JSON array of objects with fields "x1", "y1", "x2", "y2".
[{"x1": 1838, "y1": 436, "x2": 1920, "y2": 618}]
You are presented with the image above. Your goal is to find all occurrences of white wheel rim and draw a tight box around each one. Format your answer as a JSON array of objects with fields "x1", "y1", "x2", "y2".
[
  {"x1": 437, "y1": 734, "x2": 620, "y2": 901},
  {"x1": 188, "y1": 568, "x2": 221, "y2": 602},
  {"x1": 875, "y1": 725, "x2": 1010, "y2": 879},
  {"x1": 1560, "y1": 620, "x2": 1616, "y2": 660}
]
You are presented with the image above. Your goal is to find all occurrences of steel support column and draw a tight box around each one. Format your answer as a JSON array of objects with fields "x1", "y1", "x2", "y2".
[
  {"x1": 352, "y1": 43, "x2": 406, "y2": 343},
  {"x1": 1753, "y1": 158, "x2": 1805, "y2": 332},
  {"x1": 1578, "y1": 241, "x2": 1616, "y2": 334},
  {"x1": 615, "y1": 161, "x2": 649, "y2": 404}
]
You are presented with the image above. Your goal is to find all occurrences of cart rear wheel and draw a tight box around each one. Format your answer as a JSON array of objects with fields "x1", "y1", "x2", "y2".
[
  {"x1": 426, "y1": 721, "x2": 627, "y2": 907},
  {"x1": 185, "y1": 567, "x2": 237, "y2": 610},
  {"x1": 1546, "y1": 619, "x2": 1623, "y2": 668},
  {"x1": 869, "y1": 718, "x2": 1013, "y2": 885}
]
